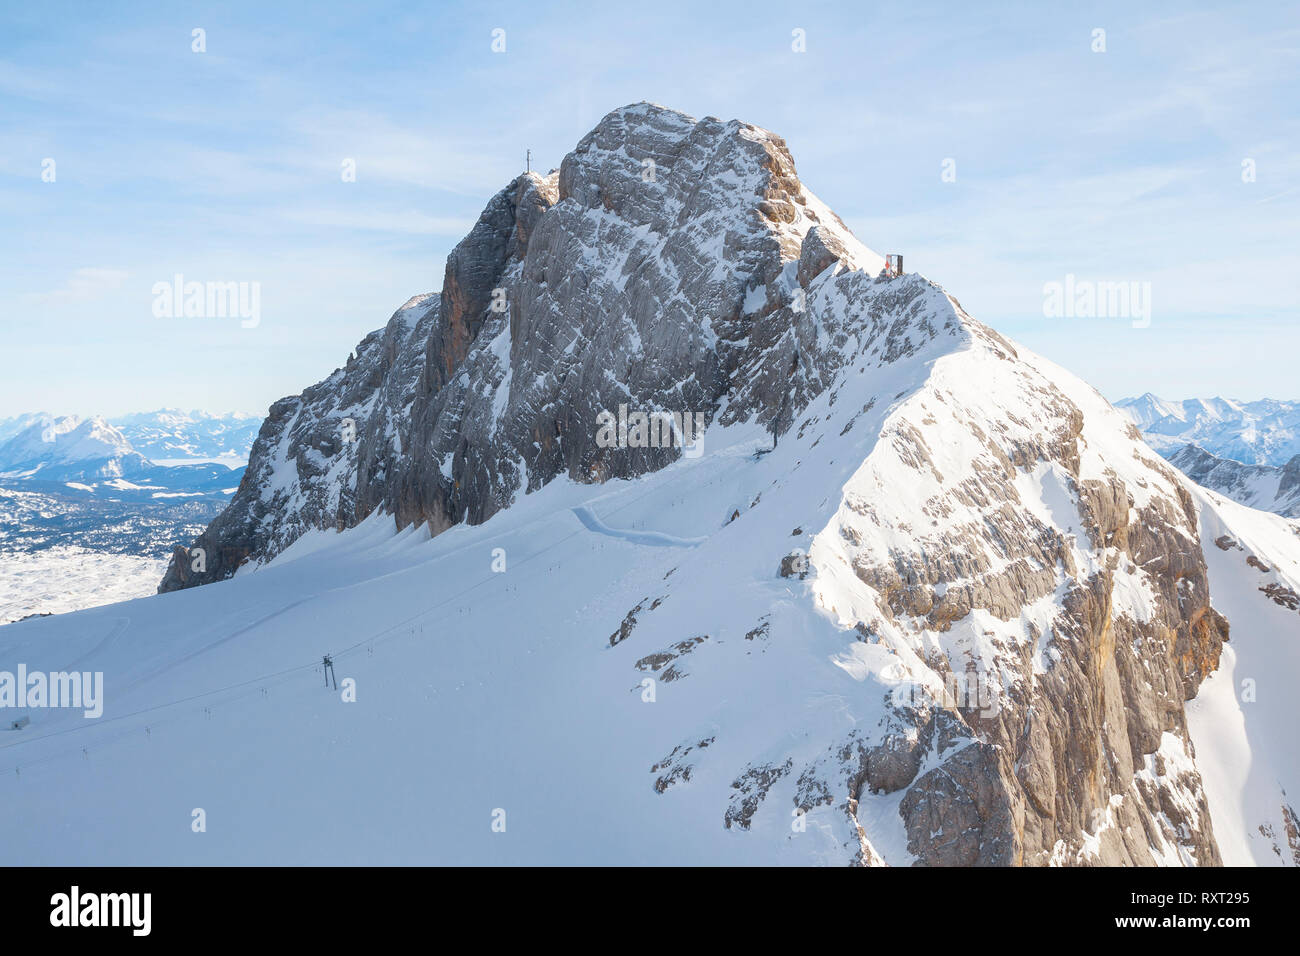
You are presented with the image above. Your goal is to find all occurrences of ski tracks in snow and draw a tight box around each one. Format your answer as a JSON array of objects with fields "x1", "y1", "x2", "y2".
[{"x1": 571, "y1": 504, "x2": 707, "y2": 548}]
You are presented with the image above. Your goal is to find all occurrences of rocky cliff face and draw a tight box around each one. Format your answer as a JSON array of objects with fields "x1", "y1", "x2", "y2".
[
  {"x1": 160, "y1": 103, "x2": 883, "y2": 590},
  {"x1": 795, "y1": 318, "x2": 1232, "y2": 864},
  {"x1": 154, "y1": 103, "x2": 1296, "y2": 867}
]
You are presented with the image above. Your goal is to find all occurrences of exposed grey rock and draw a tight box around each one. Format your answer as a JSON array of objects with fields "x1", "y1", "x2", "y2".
[
  {"x1": 164, "y1": 103, "x2": 887, "y2": 591},
  {"x1": 797, "y1": 224, "x2": 849, "y2": 287}
]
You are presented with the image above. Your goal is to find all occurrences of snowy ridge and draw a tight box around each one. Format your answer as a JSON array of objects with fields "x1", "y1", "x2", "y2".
[{"x1": 790, "y1": 295, "x2": 1236, "y2": 864}]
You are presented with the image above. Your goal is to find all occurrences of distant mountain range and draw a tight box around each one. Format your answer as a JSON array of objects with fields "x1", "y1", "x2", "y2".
[
  {"x1": 0, "y1": 410, "x2": 259, "y2": 485},
  {"x1": 0, "y1": 409, "x2": 260, "y2": 467},
  {"x1": 1167, "y1": 444, "x2": 1300, "y2": 519},
  {"x1": 1115, "y1": 394, "x2": 1300, "y2": 519},
  {"x1": 1115, "y1": 394, "x2": 1300, "y2": 466},
  {"x1": 0, "y1": 415, "x2": 150, "y2": 481},
  {"x1": 110, "y1": 408, "x2": 261, "y2": 462},
  {"x1": 0, "y1": 412, "x2": 256, "y2": 578}
]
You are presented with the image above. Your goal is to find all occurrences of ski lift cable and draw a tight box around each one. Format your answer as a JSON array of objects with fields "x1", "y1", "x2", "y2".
[{"x1": 1, "y1": 674, "x2": 294, "y2": 777}]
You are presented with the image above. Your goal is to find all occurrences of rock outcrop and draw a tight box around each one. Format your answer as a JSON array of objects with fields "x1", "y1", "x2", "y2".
[{"x1": 162, "y1": 102, "x2": 884, "y2": 591}]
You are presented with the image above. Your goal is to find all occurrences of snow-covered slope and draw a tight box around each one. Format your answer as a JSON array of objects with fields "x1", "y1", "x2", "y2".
[
  {"x1": 1117, "y1": 394, "x2": 1300, "y2": 466},
  {"x1": 3, "y1": 103, "x2": 1296, "y2": 866},
  {"x1": 1168, "y1": 444, "x2": 1300, "y2": 519},
  {"x1": 1186, "y1": 490, "x2": 1300, "y2": 865}
]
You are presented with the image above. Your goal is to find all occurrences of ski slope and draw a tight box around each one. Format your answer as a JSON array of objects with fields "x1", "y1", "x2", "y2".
[{"x1": 1, "y1": 405, "x2": 921, "y2": 864}]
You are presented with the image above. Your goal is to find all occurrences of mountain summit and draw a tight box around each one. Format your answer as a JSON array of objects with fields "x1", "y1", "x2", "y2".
[
  {"x1": 114, "y1": 103, "x2": 1300, "y2": 865},
  {"x1": 161, "y1": 102, "x2": 893, "y2": 590}
]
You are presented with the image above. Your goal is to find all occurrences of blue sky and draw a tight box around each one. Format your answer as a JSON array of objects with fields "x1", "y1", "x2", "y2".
[{"x1": 1, "y1": 0, "x2": 1297, "y2": 418}]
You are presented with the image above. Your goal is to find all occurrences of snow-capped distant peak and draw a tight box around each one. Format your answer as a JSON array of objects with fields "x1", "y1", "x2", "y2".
[
  {"x1": 0, "y1": 415, "x2": 149, "y2": 480},
  {"x1": 1117, "y1": 393, "x2": 1300, "y2": 466},
  {"x1": 107, "y1": 409, "x2": 262, "y2": 463}
]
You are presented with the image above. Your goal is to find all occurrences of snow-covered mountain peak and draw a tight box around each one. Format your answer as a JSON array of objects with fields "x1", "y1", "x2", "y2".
[
  {"x1": 0, "y1": 414, "x2": 149, "y2": 479},
  {"x1": 60, "y1": 415, "x2": 133, "y2": 454},
  {"x1": 91, "y1": 104, "x2": 1297, "y2": 866},
  {"x1": 560, "y1": 102, "x2": 885, "y2": 278}
]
